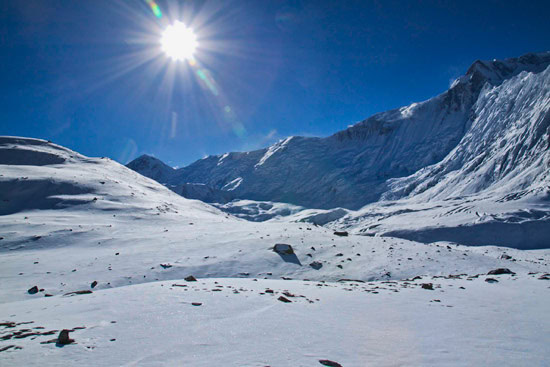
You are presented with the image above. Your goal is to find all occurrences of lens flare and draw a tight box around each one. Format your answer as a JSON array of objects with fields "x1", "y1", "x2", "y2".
[
  {"x1": 145, "y1": 0, "x2": 162, "y2": 18},
  {"x1": 161, "y1": 21, "x2": 198, "y2": 61}
]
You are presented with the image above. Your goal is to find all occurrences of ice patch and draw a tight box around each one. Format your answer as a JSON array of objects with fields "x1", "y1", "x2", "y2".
[
  {"x1": 255, "y1": 136, "x2": 293, "y2": 168},
  {"x1": 223, "y1": 177, "x2": 243, "y2": 191}
]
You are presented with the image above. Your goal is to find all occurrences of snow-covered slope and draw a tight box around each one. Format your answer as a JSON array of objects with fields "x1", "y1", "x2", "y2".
[
  {"x1": 128, "y1": 52, "x2": 550, "y2": 211},
  {"x1": 0, "y1": 137, "x2": 222, "y2": 218},
  {"x1": 1, "y1": 138, "x2": 549, "y2": 365}
]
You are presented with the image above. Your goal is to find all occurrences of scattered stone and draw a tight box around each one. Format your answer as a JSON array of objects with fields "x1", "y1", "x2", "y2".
[
  {"x1": 185, "y1": 275, "x2": 197, "y2": 282},
  {"x1": 160, "y1": 264, "x2": 172, "y2": 269},
  {"x1": 421, "y1": 283, "x2": 434, "y2": 290},
  {"x1": 335, "y1": 253, "x2": 344, "y2": 257},
  {"x1": 273, "y1": 244, "x2": 294, "y2": 255},
  {"x1": 319, "y1": 359, "x2": 343, "y2": 367},
  {"x1": 485, "y1": 278, "x2": 499, "y2": 283},
  {"x1": 110, "y1": 339, "x2": 116, "y2": 342},
  {"x1": 265, "y1": 289, "x2": 274, "y2": 294},
  {"x1": 333, "y1": 231, "x2": 348, "y2": 237},
  {"x1": 278, "y1": 296, "x2": 292, "y2": 303},
  {"x1": 487, "y1": 268, "x2": 515, "y2": 275},
  {"x1": 27, "y1": 286, "x2": 39, "y2": 295},
  {"x1": 57, "y1": 329, "x2": 74, "y2": 345},
  {"x1": 538, "y1": 274, "x2": 550, "y2": 280},
  {"x1": 115, "y1": 252, "x2": 119, "y2": 256},
  {"x1": 500, "y1": 254, "x2": 512, "y2": 260},
  {"x1": 191, "y1": 302, "x2": 202, "y2": 306},
  {"x1": 63, "y1": 290, "x2": 93, "y2": 296},
  {"x1": 338, "y1": 279, "x2": 365, "y2": 283},
  {"x1": 310, "y1": 261, "x2": 323, "y2": 270},
  {"x1": 0, "y1": 345, "x2": 22, "y2": 352},
  {"x1": 336, "y1": 265, "x2": 343, "y2": 269},
  {"x1": 44, "y1": 294, "x2": 53, "y2": 297},
  {"x1": 91, "y1": 281, "x2": 98, "y2": 289}
]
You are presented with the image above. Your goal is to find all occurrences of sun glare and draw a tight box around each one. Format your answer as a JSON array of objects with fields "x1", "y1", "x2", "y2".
[{"x1": 161, "y1": 21, "x2": 198, "y2": 61}]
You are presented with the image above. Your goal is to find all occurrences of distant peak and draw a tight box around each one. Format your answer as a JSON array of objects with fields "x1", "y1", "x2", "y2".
[{"x1": 127, "y1": 154, "x2": 173, "y2": 170}]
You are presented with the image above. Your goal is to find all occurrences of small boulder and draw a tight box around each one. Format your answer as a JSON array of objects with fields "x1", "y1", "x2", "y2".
[
  {"x1": 487, "y1": 268, "x2": 515, "y2": 275},
  {"x1": 333, "y1": 231, "x2": 348, "y2": 237},
  {"x1": 485, "y1": 278, "x2": 499, "y2": 283},
  {"x1": 319, "y1": 360, "x2": 343, "y2": 367},
  {"x1": 27, "y1": 286, "x2": 39, "y2": 295},
  {"x1": 310, "y1": 261, "x2": 323, "y2": 270},
  {"x1": 421, "y1": 283, "x2": 434, "y2": 290},
  {"x1": 278, "y1": 296, "x2": 292, "y2": 303},
  {"x1": 90, "y1": 281, "x2": 98, "y2": 289},
  {"x1": 500, "y1": 254, "x2": 512, "y2": 260},
  {"x1": 57, "y1": 329, "x2": 74, "y2": 345},
  {"x1": 273, "y1": 243, "x2": 294, "y2": 255},
  {"x1": 185, "y1": 275, "x2": 197, "y2": 282}
]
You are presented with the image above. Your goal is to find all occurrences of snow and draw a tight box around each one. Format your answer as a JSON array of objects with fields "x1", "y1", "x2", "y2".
[
  {"x1": 222, "y1": 176, "x2": 243, "y2": 191},
  {"x1": 1, "y1": 276, "x2": 549, "y2": 366},
  {"x1": 217, "y1": 152, "x2": 229, "y2": 166}
]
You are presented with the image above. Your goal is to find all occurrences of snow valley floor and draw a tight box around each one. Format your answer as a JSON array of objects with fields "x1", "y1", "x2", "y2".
[{"x1": 0, "y1": 137, "x2": 549, "y2": 366}]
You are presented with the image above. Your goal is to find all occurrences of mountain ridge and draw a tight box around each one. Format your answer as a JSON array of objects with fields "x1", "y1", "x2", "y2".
[{"x1": 128, "y1": 51, "x2": 550, "y2": 210}]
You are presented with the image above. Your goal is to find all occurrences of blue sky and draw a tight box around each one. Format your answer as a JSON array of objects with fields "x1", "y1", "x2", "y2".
[{"x1": 1, "y1": 0, "x2": 549, "y2": 167}]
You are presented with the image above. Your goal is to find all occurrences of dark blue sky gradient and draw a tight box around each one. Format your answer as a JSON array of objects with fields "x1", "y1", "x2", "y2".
[{"x1": 1, "y1": 0, "x2": 549, "y2": 166}]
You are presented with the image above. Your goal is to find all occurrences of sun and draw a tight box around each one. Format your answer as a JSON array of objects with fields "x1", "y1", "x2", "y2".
[{"x1": 161, "y1": 21, "x2": 198, "y2": 61}]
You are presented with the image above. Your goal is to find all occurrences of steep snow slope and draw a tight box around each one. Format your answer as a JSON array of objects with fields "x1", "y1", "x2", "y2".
[
  {"x1": 331, "y1": 58, "x2": 550, "y2": 248},
  {"x1": 128, "y1": 52, "x2": 550, "y2": 211}
]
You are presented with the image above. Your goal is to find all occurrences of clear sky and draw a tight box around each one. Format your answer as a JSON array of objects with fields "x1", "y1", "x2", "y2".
[{"x1": 1, "y1": 0, "x2": 549, "y2": 167}]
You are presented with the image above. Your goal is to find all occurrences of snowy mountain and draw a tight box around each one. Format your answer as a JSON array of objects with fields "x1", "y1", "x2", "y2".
[
  {"x1": 125, "y1": 154, "x2": 175, "y2": 184},
  {"x1": 128, "y1": 52, "x2": 550, "y2": 211},
  {"x1": 1, "y1": 136, "x2": 549, "y2": 366},
  {"x1": 331, "y1": 53, "x2": 550, "y2": 248}
]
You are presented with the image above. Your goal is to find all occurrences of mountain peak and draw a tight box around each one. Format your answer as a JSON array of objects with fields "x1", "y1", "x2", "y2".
[
  {"x1": 126, "y1": 154, "x2": 175, "y2": 184},
  {"x1": 465, "y1": 51, "x2": 550, "y2": 88}
]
